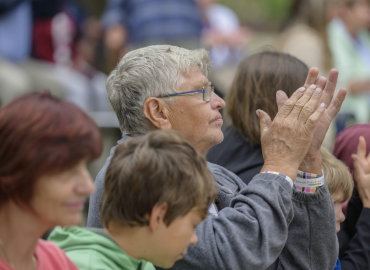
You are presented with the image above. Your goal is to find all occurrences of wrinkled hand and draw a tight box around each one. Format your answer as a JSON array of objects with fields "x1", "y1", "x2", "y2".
[
  {"x1": 258, "y1": 84, "x2": 326, "y2": 181},
  {"x1": 277, "y1": 68, "x2": 347, "y2": 174},
  {"x1": 352, "y1": 136, "x2": 370, "y2": 208}
]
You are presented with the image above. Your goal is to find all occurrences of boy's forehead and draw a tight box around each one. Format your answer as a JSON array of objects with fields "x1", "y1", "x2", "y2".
[{"x1": 331, "y1": 190, "x2": 346, "y2": 202}]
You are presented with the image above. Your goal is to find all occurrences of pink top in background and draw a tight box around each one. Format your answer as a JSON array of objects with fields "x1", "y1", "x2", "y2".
[{"x1": 0, "y1": 239, "x2": 78, "y2": 270}]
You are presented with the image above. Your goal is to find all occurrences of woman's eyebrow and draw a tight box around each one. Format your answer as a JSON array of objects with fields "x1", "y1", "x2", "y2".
[{"x1": 193, "y1": 80, "x2": 211, "y2": 89}]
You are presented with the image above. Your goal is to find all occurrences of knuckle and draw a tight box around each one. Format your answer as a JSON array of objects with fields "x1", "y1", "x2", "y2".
[
  {"x1": 302, "y1": 106, "x2": 313, "y2": 115},
  {"x1": 294, "y1": 101, "x2": 305, "y2": 109},
  {"x1": 283, "y1": 120, "x2": 294, "y2": 130},
  {"x1": 284, "y1": 100, "x2": 295, "y2": 108},
  {"x1": 306, "y1": 117, "x2": 316, "y2": 127}
]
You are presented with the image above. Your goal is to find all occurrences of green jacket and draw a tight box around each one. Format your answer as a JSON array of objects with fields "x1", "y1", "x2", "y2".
[
  {"x1": 48, "y1": 226, "x2": 155, "y2": 270},
  {"x1": 328, "y1": 17, "x2": 370, "y2": 123}
]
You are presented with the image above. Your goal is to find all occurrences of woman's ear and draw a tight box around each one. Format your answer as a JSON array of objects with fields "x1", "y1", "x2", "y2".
[
  {"x1": 143, "y1": 98, "x2": 172, "y2": 130},
  {"x1": 148, "y1": 202, "x2": 168, "y2": 232}
]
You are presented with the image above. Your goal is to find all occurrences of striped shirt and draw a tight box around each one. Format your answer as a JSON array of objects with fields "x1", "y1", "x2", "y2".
[{"x1": 101, "y1": 0, "x2": 203, "y2": 47}]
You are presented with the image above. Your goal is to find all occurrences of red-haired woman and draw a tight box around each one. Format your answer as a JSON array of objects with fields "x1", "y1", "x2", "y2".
[{"x1": 0, "y1": 93, "x2": 102, "y2": 270}]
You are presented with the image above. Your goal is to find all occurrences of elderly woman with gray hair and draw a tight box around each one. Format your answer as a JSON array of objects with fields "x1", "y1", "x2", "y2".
[{"x1": 86, "y1": 45, "x2": 347, "y2": 270}]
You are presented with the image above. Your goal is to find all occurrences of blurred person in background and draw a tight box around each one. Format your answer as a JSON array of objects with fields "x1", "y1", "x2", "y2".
[
  {"x1": 28, "y1": 0, "x2": 110, "y2": 111},
  {"x1": 207, "y1": 51, "x2": 309, "y2": 185},
  {"x1": 101, "y1": 0, "x2": 203, "y2": 71},
  {"x1": 196, "y1": 0, "x2": 250, "y2": 96},
  {"x1": 333, "y1": 124, "x2": 370, "y2": 269},
  {"x1": 0, "y1": 92, "x2": 103, "y2": 269},
  {"x1": 0, "y1": 0, "x2": 33, "y2": 106},
  {"x1": 328, "y1": 0, "x2": 370, "y2": 125},
  {"x1": 275, "y1": 0, "x2": 338, "y2": 149},
  {"x1": 275, "y1": 0, "x2": 335, "y2": 78},
  {"x1": 0, "y1": 0, "x2": 110, "y2": 111}
]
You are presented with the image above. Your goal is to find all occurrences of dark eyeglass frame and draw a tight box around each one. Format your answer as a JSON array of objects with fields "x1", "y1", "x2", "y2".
[{"x1": 156, "y1": 85, "x2": 215, "y2": 102}]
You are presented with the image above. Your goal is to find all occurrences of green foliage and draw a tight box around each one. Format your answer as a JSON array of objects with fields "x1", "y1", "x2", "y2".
[{"x1": 219, "y1": 0, "x2": 295, "y2": 29}]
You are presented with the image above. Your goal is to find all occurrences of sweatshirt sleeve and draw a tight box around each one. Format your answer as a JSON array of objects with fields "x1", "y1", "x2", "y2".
[
  {"x1": 268, "y1": 181, "x2": 338, "y2": 270},
  {"x1": 172, "y1": 172, "x2": 294, "y2": 270},
  {"x1": 340, "y1": 208, "x2": 370, "y2": 270}
]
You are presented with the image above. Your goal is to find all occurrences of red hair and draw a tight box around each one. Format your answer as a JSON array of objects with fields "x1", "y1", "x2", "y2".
[{"x1": 0, "y1": 92, "x2": 103, "y2": 206}]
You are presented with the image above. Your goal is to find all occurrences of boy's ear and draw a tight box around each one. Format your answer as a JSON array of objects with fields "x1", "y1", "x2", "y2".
[
  {"x1": 143, "y1": 98, "x2": 172, "y2": 130},
  {"x1": 148, "y1": 202, "x2": 168, "y2": 232}
]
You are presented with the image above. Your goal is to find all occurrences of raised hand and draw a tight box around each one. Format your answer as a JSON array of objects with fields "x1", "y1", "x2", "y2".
[
  {"x1": 276, "y1": 68, "x2": 347, "y2": 174},
  {"x1": 257, "y1": 84, "x2": 326, "y2": 181},
  {"x1": 352, "y1": 136, "x2": 370, "y2": 208}
]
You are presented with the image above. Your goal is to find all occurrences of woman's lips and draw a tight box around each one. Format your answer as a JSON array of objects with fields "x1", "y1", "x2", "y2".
[
  {"x1": 65, "y1": 202, "x2": 85, "y2": 211},
  {"x1": 211, "y1": 116, "x2": 223, "y2": 123}
]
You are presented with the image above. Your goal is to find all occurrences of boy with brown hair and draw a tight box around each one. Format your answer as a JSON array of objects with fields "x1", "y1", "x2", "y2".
[
  {"x1": 48, "y1": 130, "x2": 218, "y2": 270},
  {"x1": 321, "y1": 147, "x2": 354, "y2": 233},
  {"x1": 321, "y1": 147, "x2": 354, "y2": 270}
]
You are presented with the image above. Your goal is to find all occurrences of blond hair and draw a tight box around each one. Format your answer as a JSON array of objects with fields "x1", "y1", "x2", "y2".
[{"x1": 321, "y1": 147, "x2": 354, "y2": 201}]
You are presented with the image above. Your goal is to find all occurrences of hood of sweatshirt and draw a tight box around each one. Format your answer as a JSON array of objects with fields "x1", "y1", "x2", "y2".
[{"x1": 48, "y1": 226, "x2": 155, "y2": 270}]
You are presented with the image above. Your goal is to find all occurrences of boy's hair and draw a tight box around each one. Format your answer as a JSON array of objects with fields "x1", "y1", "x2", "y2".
[
  {"x1": 321, "y1": 147, "x2": 354, "y2": 201},
  {"x1": 100, "y1": 130, "x2": 218, "y2": 228}
]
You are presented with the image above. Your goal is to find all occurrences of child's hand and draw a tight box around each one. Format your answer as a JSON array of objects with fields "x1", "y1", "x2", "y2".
[{"x1": 352, "y1": 136, "x2": 370, "y2": 208}]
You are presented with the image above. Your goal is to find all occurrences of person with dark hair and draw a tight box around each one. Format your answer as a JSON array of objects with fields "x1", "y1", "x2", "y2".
[
  {"x1": 0, "y1": 92, "x2": 103, "y2": 270},
  {"x1": 49, "y1": 130, "x2": 218, "y2": 270},
  {"x1": 207, "y1": 51, "x2": 309, "y2": 185}
]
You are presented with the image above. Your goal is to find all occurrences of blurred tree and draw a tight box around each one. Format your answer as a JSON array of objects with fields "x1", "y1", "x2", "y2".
[{"x1": 220, "y1": 0, "x2": 294, "y2": 30}]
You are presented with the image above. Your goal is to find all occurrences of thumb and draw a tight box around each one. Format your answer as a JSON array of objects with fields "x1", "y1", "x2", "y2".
[
  {"x1": 352, "y1": 154, "x2": 365, "y2": 183},
  {"x1": 257, "y1": 109, "x2": 272, "y2": 135},
  {"x1": 276, "y1": 90, "x2": 289, "y2": 112},
  {"x1": 357, "y1": 136, "x2": 367, "y2": 158}
]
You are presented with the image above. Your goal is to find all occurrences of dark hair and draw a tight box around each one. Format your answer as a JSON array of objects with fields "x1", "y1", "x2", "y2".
[
  {"x1": 226, "y1": 51, "x2": 308, "y2": 144},
  {"x1": 0, "y1": 92, "x2": 103, "y2": 206},
  {"x1": 101, "y1": 130, "x2": 218, "y2": 228}
]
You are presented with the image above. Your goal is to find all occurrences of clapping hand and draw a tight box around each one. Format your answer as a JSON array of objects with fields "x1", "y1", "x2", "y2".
[
  {"x1": 257, "y1": 82, "x2": 326, "y2": 181},
  {"x1": 352, "y1": 136, "x2": 370, "y2": 208},
  {"x1": 276, "y1": 68, "x2": 347, "y2": 174}
]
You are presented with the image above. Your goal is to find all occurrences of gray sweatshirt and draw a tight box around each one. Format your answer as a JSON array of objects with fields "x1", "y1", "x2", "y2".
[{"x1": 87, "y1": 136, "x2": 338, "y2": 270}]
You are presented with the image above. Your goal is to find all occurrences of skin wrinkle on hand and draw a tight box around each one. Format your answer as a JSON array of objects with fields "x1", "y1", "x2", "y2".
[
  {"x1": 259, "y1": 77, "x2": 328, "y2": 180},
  {"x1": 274, "y1": 68, "x2": 345, "y2": 175}
]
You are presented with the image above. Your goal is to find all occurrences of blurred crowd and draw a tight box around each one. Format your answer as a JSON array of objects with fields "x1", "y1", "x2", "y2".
[
  {"x1": 0, "y1": 0, "x2": 250, "y2": 110},
  {"x1": 2, "y1": 0, "x2": 370, "y2": 270},
  {"x1": 3, "y1": 0, "x2": 370, "y2": 136}
]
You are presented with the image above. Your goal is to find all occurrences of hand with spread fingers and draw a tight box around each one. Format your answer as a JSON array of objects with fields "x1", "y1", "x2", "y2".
[
  {"x1": 257, "y1": 82, "x2": 326, "y2": 181},
  {"x1": 276, "y1": 68, "x2": 347, "y2": 174},
  {"x1": 352, "y1": 136, "x2": 370, "y2": 208}
]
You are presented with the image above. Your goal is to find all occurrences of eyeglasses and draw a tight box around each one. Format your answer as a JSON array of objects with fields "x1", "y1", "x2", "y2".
[{"x1": 156, "y1": 85, "x2": 215, "y2": 102}]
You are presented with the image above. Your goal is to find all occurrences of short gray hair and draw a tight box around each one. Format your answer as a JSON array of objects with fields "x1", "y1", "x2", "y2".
[{"x1": 106, "y1": 45, "x2": 211, "y2": 136}]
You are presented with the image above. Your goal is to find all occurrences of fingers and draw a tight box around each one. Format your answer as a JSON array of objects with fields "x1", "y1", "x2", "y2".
[
  {"x1": 276, "y1": 90, "x2": 288, "y2": 111},
  {"x1": 257, "y1": 109, "x2": 272, "y2": 135},
  {"x1": 357, "y1": 136, "x2": 367, "y2": 158},
  {"x1": 315, "y1": 76, "x2": 327, "y2": 90},
  {"x1": 304, "y1": 67, "x2": 319, "y2": 88},
  {"x1": 276, "y1": 86, "x2": 306, "y2": 119},
  {"x1": 305, "y1": 103, "x2": 326, "y2": 130},
  {"x1": 326, "y1": 88, "x2": 347, "y2": 118},
  {"x1": 320, "y1": 69, "x2": 339, "y2": 108},
  {"x1": 287, "y1": 84, "x2": 320, "y2": 119},
  {"x1": 298, "y1": 85, "x2": 324, "y2": 122},
  {"x1": 352, "y1": 154, "x2": 365, "y2": 181}
]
